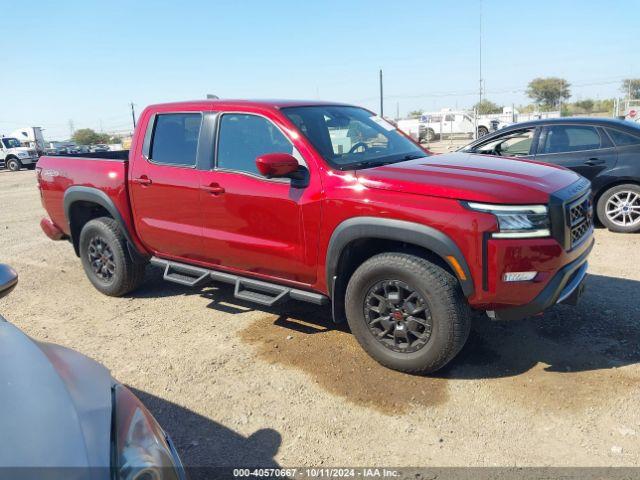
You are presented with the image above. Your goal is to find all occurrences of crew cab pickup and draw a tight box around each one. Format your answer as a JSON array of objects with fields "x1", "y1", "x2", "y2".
[{"x1": 37, "y1": 100, "x2": 594, "y2": 374}]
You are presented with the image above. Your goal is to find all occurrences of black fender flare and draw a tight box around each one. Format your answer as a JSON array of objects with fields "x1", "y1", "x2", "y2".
[
  {"x1": 63, "y1": 186, "x2": 145, "y2": 259},
  {"x1": 325, "y1": 217, "x2": 475, "y2": 297}
]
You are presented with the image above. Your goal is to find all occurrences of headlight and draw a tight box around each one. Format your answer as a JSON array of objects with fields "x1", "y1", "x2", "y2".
[
  {"x1": 113, "y1": 384, "x2": 185, "y2": 480},
  {"x1": 466, "y1": 202, "x2": 550, "y2": 238},
  {"x1": 17, "y1": 152, "x2": 28, "y2": 158}
]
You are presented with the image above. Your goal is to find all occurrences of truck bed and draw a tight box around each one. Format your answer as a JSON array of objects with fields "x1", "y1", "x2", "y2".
[
  {"x1": 58, "y1": 150, "x2": 129, "y2": 161},
  {"x1": 37, "y1": 153, "x2": 137, "y2": 244}
]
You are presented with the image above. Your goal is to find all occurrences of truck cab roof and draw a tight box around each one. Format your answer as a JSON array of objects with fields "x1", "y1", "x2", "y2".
[{"x1": 146, "y1": 99, "x2": 355, "y2": 112}]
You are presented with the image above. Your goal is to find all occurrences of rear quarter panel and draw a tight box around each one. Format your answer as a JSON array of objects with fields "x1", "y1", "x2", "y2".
[{"x1": 37, "y1": 156, "x2": 138, "y2": 245}]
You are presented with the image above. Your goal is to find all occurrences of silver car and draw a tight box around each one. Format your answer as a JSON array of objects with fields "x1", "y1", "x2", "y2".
[{"x1": 0, "y1": 264, "x2": 186, "y2": 480}]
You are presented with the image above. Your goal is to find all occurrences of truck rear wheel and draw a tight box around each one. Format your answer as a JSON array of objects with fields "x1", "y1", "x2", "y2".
[
  {"x1": 79, "y1": 217, "x2": 146, "y2": 296},
  {"x1": 6, "y1": 157, "x2": 22, "y2": 171},
  {"x1": 345, "y1": 252, "x2": 471, "y2": 374}
]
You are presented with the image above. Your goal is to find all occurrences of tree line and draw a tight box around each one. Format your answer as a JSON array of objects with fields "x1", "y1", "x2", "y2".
[
  {"x1": 408, "y1": 78, "x2": 640, "y2": 118},
  {"x1": 71, "y1": 128, "x2": 123, "y2": 145}
]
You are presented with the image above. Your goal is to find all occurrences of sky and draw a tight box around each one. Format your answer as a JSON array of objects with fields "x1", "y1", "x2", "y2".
[{"x1": 2, "y1": 0, "x2": 638, "y2": 140}]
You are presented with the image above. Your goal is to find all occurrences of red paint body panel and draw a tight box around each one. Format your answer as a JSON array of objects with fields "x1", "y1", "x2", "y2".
[
  {"x1": 37, "y1": 99, "x2": 592, "y2": 313},
  {"x1": 40, "y1": 217, "x2": 65, "y2": 240},
  {"x1": 357, "y1": 153, "x2": 580, "y2": 204},
  {"x1": 36, "y1": 157, "x2": 148, "y2": 255}
]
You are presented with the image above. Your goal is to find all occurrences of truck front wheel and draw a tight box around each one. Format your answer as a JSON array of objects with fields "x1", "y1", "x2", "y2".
[
  {"x1": 6, "y1": 157, "x2": 22, "y2": 171},
  {"x1": 423, "y1": 128, "x2": 436, "y2": 142},
  {"x1": 79, "y1": 217, "x2": 146, "y2": 296},
  {"x1": 345, "y1": 252, "x2": 471, "y2": 374},
  {"x1": 477, "y1": 126, "x2": 489, "y2": 137}
]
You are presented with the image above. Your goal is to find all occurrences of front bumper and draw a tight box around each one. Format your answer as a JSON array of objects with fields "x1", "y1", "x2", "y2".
[
  {"x1": 18, "y1": 157, "x2": 37, "y2": 165},
  {"x1": 492, "y1": 239, "x2": 593, "y2": 321}
]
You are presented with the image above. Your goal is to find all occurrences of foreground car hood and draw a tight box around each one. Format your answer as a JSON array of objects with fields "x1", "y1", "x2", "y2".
[
  {"x1": 356, "y1": 152, "x2": 582, "y2": 204},
  {"x1": 0, "y1": 319, "x2": 112, "y2": 475}
]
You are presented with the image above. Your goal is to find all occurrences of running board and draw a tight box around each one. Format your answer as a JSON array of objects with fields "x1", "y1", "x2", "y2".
[{"x1": 150, "y1": 257, "x2": 328, "y2": 307}]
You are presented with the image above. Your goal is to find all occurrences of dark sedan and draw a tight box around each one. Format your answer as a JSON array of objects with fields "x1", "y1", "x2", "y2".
[{"x1": 460, "y1": 118, "x2": 640, "y2": 233}]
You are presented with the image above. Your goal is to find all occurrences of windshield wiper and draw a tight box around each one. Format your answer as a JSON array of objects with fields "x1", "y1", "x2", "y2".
[
  {"x1": 338, "y1": 153, "x2": 426, "y2": 171},
  {"x1": 338, "y1": 160, "x2": 395, "y2": 170},
  {"x1": 400, "y1": 154, "x2": 426, "y2": 161}
]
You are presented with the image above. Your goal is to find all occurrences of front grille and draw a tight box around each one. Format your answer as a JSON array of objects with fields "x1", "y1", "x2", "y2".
[
  {"x1": 568, "y1": 196, "x2": 592, "y2": 247},
  {"x1": 27, "y1": 149, "x2": 36, "y2": 157}
]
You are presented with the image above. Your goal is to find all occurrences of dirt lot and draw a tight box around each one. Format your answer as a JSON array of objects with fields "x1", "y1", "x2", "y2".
[{"x1": 1, "y1": 169, "x2": 639, "y2": 468}]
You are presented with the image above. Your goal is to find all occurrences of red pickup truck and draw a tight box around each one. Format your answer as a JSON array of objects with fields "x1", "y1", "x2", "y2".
[{"x1": 37, "y1": 100, "x2": 594, "y2": 373}]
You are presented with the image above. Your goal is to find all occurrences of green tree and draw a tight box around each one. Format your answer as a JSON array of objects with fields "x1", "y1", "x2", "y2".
[
  {"x1": 473, "y1": 99, "x2": 503, "y2": 115},
  {"x1": 407, "y1": 110, "x2": 423, "y2": 119},
  {"x1": 72, "y1": 128, "x2": 110, "y2": 145},
  {"x1": 573, "y1": 99, "x2": 595, "y2": 113},
  {"x1": 594, "y1": 98, "x2": 614, "y2": 114},
  {"x1": 526, "y1": 77, "x2": 571, "y2": 109},
  {"x1": 621, "y1": 79, "x2": 640, "y2": 99}
]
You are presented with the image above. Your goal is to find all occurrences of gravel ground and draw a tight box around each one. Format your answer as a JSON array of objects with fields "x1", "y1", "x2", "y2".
[{"x1": 1, "y1": 169, "x2": 639, "y2": 469}]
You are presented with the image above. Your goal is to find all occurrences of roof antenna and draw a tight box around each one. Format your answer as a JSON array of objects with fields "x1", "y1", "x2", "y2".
[{"x1": 206, "y1": 94, "x2": 220, "y2": 99}]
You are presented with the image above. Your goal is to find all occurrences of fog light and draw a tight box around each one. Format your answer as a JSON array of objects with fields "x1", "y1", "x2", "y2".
[{"x1": 503, "y1": 271, "x2": 537, "y2": 282}]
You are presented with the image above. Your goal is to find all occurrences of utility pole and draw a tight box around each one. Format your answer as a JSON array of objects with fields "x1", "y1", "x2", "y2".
[
  {"x1": 68, "y1": 120, "x2": 75, "y2": 139},
  {"x1": 478, "y1": 0, "x2": 483, "y2": 109},
  {"x1": 379, "y1": 69, "x2": 384, "y2": 117},
  {"x1": 396, "y1": 101, "x2": 400, "y2": 120},
  {"x1": 130, "y1": 102, "x2": 136, "y2": 129},
  {"x1": 475, "y1": 0, "x2": 483, "y2": 140}
]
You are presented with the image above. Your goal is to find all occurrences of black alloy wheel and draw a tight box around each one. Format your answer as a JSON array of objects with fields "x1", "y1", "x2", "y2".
[
  {"x1": 364, "y1": 280, "x2": 433, "y2": 353},
  {"x1": 87, "y1": 236, "x2": 116, "y2": 283}
]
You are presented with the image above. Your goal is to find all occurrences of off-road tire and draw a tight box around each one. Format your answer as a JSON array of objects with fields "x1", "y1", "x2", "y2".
[
  {"x1": 477, "y1": 126, "x2": 489, "y2": 138},
  {"x1": 6, "y1": 157, "x2": 22, "y2": 171},
  {"x1": 79, "y1": 217, "x2": 146, "y2": 296},
  {"x1": 596, "y1": 184, "x2": 640, "y2": 233},
  {"x1": 345, "y1": 252, "x2": 471, "y2": 374}
]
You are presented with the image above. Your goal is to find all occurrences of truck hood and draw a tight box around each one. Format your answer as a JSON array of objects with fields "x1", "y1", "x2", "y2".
[
  {"x1": 0, "y1": 319, "x2": 112, "y2": 474},
  {"x1": 5, "y1": 147, "x2": 34, "y2": 155},
  {"x1": 355, "y1": 152, "x2": 582, "y2": 204}
]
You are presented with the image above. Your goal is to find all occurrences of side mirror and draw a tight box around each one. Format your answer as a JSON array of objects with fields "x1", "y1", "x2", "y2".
[
  {"x1": 0, "y1": 264, "x2": 18, "y2": 299},
  {"x1": 256, "y1": 153, "x2": 300, "y2": 178}
]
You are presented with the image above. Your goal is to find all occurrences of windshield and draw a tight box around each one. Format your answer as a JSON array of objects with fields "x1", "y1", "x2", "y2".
[
  {"x1": 2, "y1": 138, "x2": 22, "y2": 149},
  {"x1": 282, "y1": 106, "x2": 427, "y2": 169}
]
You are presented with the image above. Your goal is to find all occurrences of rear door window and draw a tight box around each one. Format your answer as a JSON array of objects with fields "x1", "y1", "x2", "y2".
[
  {"x1": 541, "y1": 125, "x2": 602, "y2": 154},
  {"x1": 606, "y1": 128, "x2": 640, "y2": 147},
  {"x1": 150, "y1": 113, "x2": 202, "y2": 167}
]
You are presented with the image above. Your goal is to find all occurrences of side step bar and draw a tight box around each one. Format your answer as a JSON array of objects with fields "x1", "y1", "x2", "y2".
[{"x1": 150, "y1": 257, "x2": 328, "y2": 307}]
